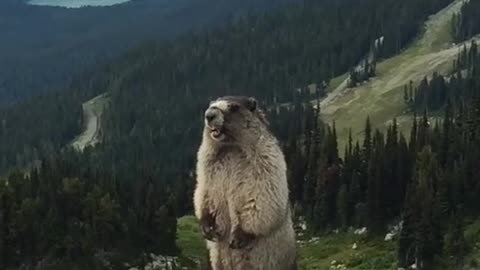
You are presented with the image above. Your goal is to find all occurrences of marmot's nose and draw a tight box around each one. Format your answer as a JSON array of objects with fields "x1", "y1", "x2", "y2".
[{"x1": 205, "y1": 109, "x2": 218, "y2": 123}]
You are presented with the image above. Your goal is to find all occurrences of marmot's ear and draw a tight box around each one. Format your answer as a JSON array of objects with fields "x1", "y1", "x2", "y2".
[{"x1": 247, "y1": 97, "x2": 257, "y2": 111}]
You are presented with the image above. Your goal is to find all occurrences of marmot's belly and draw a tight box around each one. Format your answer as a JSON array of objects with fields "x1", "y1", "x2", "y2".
[{"x1": 216, "y1": 217, "x2": 296, "y2": 270}]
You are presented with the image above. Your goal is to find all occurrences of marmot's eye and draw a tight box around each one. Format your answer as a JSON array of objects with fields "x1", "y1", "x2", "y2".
[{"x1": 229, "y1": 104, "x2": 240, "y2": 112}]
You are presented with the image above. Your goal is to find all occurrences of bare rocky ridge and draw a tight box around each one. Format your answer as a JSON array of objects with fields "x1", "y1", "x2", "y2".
[{"x1": 71, "y1": 94, "x2": 108, "y2": 151}]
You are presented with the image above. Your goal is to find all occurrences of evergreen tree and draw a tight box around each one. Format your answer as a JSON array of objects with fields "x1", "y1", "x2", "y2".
[
  {"x1": 337, "y1": 184, "x2": 349, "y2": 229},
  {"x1": 367, "y1": 130, "x2": 385, "y2": 233},
  {"x1": 414, "y1": 147, "x2": 443, "y2": 269},
  {"x1": 398, "y1": 184, "x2": 418, "y2": 268},
  {"x1": 404, "y1": 85, "x2": 410, "y2": 105},
  {"x1": 444, "y1": 208, "x2": 467, "y2": 267}
]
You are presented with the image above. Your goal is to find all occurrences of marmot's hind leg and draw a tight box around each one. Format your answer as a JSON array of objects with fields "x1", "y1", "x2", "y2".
[
  {"x1": 207, "y1": 242, "x2": 224, "y2": 270},
  {"x1": 213, "y1": 260, "x2": 225, "y2": 270}
]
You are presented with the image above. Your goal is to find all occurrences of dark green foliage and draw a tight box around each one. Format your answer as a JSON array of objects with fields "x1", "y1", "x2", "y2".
[
  {"x1": 0, "y1": 151, "x2": 178, "y2": 269},
  {"x1": 408, "y1": 40, "x2": 480, "y2": 112},
  {"x1": 0, "y1": 0, "x2": 288, "y2": 106},
  {"x1": 452, "y1": 0, "x2": 480, "y2": 42},
  {"x1": 290, "y1": 86, "x2": 480, "y2": 269},
  {"x1": 398, "y1": 184, "x2": 417, "y2": 268},
  {"x1": 396, "y1": 101, "x2": 480, "y2": 269},
  {"x1": 0, "y1": 92, "x2": 83, "y2": 173},
  {"x1": 366, "y1": 130, "x2": 386, "y2": 233},
  {"x1": 336, "y1": 184, "x2": 349, "y2": 229},
  {"x1": 444, "y1": 208, "x2": 467, "y2": 266},
  {"x1": 413, "y1": 148, "x2": 442, "y2": 269}
]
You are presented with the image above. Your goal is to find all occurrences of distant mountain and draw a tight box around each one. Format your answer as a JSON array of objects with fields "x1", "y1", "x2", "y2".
[{"x1": 0, "y1": 0, "x2": 289, "y2": 106}]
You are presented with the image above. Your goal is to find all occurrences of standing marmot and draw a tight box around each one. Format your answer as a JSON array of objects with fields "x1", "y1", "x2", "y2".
[{"x1": 194, "y1": 96, "x2": 297, "y2": 270}]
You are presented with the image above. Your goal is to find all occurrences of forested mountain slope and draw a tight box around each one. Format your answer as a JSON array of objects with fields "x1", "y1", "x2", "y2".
[
  {"x1": 452, "y1": 0, "x2": 480, "y2": 42},
  {"x1": 320, "y1": 0, "x2": 480, "y2": 150},
  {"x1": 0, "y1": 0, "x2": 453, "y2": 175},
  {"x1": 0, "y1": 0, "x2": 287, "y2": 106},
  {"x1": 178, "y1": 34, "x2": 480, "y2": 270},
  {"x1": 81, "y1": 0, "x2": 454, "y2": 185},
  {"x1": 2, "y1": 0, "x2": 480, "y2": 268}
]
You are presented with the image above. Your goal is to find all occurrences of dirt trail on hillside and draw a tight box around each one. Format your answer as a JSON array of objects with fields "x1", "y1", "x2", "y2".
[
  {"x1": 318, "y1": 0, "x2": 475, "y2": 149},
  {"x1": 71, "y1": 94, "x2": 108, "y2": 151}
]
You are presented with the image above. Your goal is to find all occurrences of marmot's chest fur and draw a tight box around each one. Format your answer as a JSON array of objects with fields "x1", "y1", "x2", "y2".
[{"x1": 203, "y1": 145, "x2": 249, "y2": 201}]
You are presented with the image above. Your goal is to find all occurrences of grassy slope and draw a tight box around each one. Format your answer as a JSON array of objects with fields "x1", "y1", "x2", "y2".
[
  {"x1": 177, "y1": 216, "x2": 480, "y2": 270},
  {"x1": 299, "y1": 234, "x2": 396, "y2": 270},
  {"x1": 320, "y1": 0, "x2": 478, "y2": 151}
]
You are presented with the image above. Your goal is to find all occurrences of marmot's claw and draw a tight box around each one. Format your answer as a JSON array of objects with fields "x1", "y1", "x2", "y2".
[
  {"x1": 200, "y1": 211, "x2": 220, "y2": 241},
  {"x1": 201, "y1": 223, "x2": 217, "y2": 241},
  {"x1": 229, "y1": 228, "x2": 256, "y2": 249}
]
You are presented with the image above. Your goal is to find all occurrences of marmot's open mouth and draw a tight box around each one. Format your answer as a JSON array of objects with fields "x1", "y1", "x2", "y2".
[
  {"x1": 209, "y1": 127, "x2": 225, "y2": 141},
  {"x1": 211, "y1": 129, "x2": 221, "y2": 138}
]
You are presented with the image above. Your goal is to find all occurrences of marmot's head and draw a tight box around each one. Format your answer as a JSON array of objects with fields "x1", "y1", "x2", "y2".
[{"x1": 203, "y1": 96, "x2": 268, "y2": 144}]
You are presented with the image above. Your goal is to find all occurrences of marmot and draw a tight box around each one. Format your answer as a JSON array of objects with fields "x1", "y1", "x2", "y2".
[{"x1": 194, "y1": 96, "x2": 297, "y2": 270}]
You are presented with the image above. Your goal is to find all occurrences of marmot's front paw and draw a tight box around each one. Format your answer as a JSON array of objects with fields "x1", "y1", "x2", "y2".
[
  {"x1": 200, "y1": 210, "x2": 221, "y2": 241},
  {"x1": 229, "y1": 227, "x2": 256, "y2": 249}
]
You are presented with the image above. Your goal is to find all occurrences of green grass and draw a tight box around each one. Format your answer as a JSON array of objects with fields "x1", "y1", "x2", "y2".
[
  {"x1": 327, "y1": 73, "x2": 349, "y2": 92},
  {"x1": 177, "y1": 216, "x2": 397, "y2": 270},
  {"x1": 177, "y1": 216, "x2": 208, "y2": 260},
  {"x1": 177, "y1": 216, "x2": 480, "y2": 270},
  {"x1": 299, "y1": 233, "x2": 396, "y2": 270},
  {"x1": 320, "y1": 0, "x2": 466, "y2": 152}
]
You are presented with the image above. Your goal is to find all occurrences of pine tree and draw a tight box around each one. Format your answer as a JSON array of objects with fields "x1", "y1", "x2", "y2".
[
  {"x1": 363, "y1": 117, "x2": 373, "y2": 161},
  {"x1": 328, "y1": 123, "x2": 339, "y2": 165},
  {"x1": 385, "y1": 120, "x2": 399, "y2": 217},
  {"x1": 397, "y1": 134, "x2": 410, "y2": 208},
  {"x1": 349, "y1": 142, "x2": 364, "y2": 227},
  {"x1": 417, "y1": 110, "x2": 430, "y2": 150},
  {"x1": 444, "y1": 207, "x2": 467, "y2": 266},
  {"x1": 360, "y1": 117, "x2": 373, "y2": 202},
  {"x1": 409, "y1": 111, "x2": 418, "y2": 153},
  {"x1": 324, "y1": 163, "x2": 341, "y2": 229},
  {"x1": 409, "y1": 80, "x2": 415, "y2": 104},
  {"x1": 312, "y1": 164, "x2": 329, "y2": 231},
  {"x1": 414, "y1": 147, "x2": 443, "y2": 269},
  {"x1": 303, "y1": 105, "x2": 317, "y2": 219},
  {"x1": 398, "y1": 184, "x2": 418, "y2": 268},
  {"x1": 337, "y1": 184, "x2": 349, "y2": 229},
  {"x1": 440, "y1": 101, "x2": 453, "y2": 168},
  {"x1": 367, "y1": 130, "x2": 385, "y2": 233},
  {"x1": 404, "y1": 85, "x2": 410, "y2": 105},
  {"x1": 349, "y1": 172, "x2": 362, "y2": 227}
]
